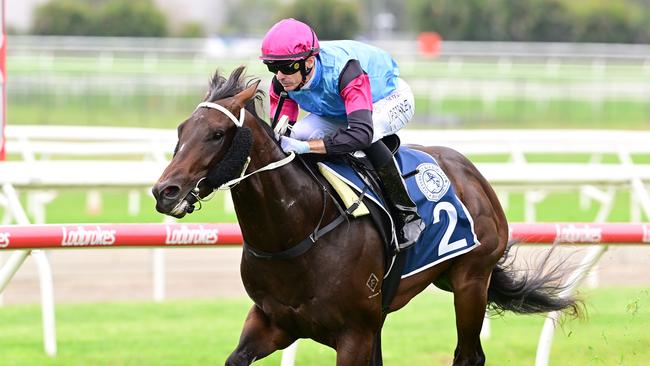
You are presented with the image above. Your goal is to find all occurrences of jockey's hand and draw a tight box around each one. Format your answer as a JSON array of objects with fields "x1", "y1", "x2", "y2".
[{"x1": 280, "y1": 136, "x2": 310, "y2": 154}]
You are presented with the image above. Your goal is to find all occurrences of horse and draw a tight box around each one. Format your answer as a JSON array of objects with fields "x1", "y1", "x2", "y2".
[{"x1": 152, "y1": 66, "x2": 580, "y2": 366}]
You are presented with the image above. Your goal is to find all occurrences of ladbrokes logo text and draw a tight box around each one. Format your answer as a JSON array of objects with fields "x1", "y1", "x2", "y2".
[
  {"x1": 165, "y1": 225, "x2": 219, "y2": 245},
  {"x1": 0, "y1": 232, "x2": 10, "y2": 248},
  {"x1": 61, "y1": 226, "x2": 116, "y2": 246},
  {"x1": 557, "y1": 224, "x2": 601, "y2": 243}
]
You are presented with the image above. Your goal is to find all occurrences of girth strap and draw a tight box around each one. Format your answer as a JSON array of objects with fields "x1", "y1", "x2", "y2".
[
  {"x1": 243, "y1": 210, "x2": 347, "y2": 260},
  {"x1": 243, "y1": 156, "x2": 368, "y2": 260}
]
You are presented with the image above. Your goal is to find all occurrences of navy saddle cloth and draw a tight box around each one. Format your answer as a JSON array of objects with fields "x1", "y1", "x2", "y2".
[{"x1": 319, "y1": 146, "x2": 480, "y2": 278}]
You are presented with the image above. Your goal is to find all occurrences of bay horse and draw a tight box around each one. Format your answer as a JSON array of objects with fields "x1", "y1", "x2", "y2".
[{"x1": 152, "y1": 67, "x2": 580, "y2": 366}]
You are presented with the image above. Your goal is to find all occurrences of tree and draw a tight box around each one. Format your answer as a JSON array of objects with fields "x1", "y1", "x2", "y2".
[
  {"x1": 277, "y1": 0, "x2": 361, "y2": 40},
  {"x1": 221, "y1": 0, "x2": 278, "y2": 36},
  {"x1": 572, "y1": 3, "x2": 636, "y2": 43},
  {"x1": 528, "y1": 0, "x2": 576, "y2": 42},
  {"x1": 405, "y1": 0, "x2": 647, "y2": 43},
  {"x1": 32, "y1": 0, "x2": 94, "y2": 36},
  {"x1": 31, "y1": 0, "x2": 168, "y2": 37},
  {"x1": 177, "y1": 22, "x2": 205, "y2": 38},
  {"x1": 94, "y1": 0, "x2": 168, "y2": 37},
  {"x1": 406, "y1": 0, "x2": 475, "y2": 40}
]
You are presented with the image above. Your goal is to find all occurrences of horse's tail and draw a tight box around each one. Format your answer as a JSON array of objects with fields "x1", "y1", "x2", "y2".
[{"x1": 486, "y1": 241, "x2": 583, "y2": 317}]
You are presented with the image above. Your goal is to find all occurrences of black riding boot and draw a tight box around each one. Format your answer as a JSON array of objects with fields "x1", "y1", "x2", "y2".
[
  {"x1": 365, "y1": 141, "x2": 424, "y2": 250},
  {"x1": 376, "y1": 161, "x2": 425, "y2": 249}
]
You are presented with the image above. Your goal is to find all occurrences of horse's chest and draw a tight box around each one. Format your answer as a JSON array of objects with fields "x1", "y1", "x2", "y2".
[
  {"x1": 239, "y1": 243, "x2": 383, "y2": 337},
  {"x1": 243, "y1": 275, "x2": 342, "y2": 335},
  {"x1": 258, "y1": 293, "x2": 337, "y2": 337}
]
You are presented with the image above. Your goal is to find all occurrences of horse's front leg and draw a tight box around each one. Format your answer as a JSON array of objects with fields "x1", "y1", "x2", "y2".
[
  {"x1": 225, "y1": 305, "x2": 295, "y2": 366},
  {"x1": 335, "y1": 331, "x2": 374, "y2": 366}
]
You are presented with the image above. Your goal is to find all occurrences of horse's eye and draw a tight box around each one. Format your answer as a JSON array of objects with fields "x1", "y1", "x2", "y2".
[{"x1": 211, "y1": 131, "x2": 224, "y2": 140}]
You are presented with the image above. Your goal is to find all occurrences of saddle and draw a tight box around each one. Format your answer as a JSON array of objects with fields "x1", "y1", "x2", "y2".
[
  {"x1": 302, "y1": 135, "x2": 410, "y2": 314},
  {"x1": 272, "y1": 116, "x2": 401, "y2": 266},
  {"x1": 310, "y1": 134, "x2": 406, "y2": 258}
]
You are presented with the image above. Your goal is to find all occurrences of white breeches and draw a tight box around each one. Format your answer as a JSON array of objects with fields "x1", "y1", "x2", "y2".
[{"x1": 290, "y1": 78, "x2": 415, "y2": 143}]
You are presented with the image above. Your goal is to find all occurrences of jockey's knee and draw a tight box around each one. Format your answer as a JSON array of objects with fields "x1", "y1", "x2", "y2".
[
  {"x1": 364, "y1": 140, "x2": 393, "y2": 168},
  {"x1": 291, "y1": 124, "x2": 327, "y2": 140}
]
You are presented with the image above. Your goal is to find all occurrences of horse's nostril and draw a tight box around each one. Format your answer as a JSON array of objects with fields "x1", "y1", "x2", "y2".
[{"x1": 162, "y1": 185, "x2": 181, "y2": 199}]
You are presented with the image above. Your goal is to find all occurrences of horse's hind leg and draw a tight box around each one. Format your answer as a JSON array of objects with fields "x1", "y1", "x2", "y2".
[
  {"x1": 448, "y1": 261, "x2": 491, "y2": 366},
  {"x1": 225, "y1": 305, "x2": 295, "y2": 366}
]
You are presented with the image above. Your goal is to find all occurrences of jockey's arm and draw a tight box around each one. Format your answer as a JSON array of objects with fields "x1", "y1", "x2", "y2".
[
  {"x1": 306, "y1": 139, "x2": 327, "y2": 153},
  {"x1": 275, "y1": 60, "x2": 374, "y2": 155},
  {"x1": 320, "y1": 59, "x2": 374, "y2": 155}
]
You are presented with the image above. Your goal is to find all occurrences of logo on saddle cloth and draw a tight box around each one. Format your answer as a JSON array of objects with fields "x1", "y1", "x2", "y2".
[{"x1": 415, "y1": 163, "x2": 450, "y2": 202}]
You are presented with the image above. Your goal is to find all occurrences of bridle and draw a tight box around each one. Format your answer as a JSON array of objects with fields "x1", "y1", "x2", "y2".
[
  {"x1": 174, "y1": 101, "x2": 295, "y2": 215},
  {"x1": 194, "y1": 101, "x2": 296, "y2": 189},
  {"x1": 196, "y1": 101, "x2": 246, "y2": 127},
  {"x1": 183, "y1": 100, "x2": 355, "y2": 260}
]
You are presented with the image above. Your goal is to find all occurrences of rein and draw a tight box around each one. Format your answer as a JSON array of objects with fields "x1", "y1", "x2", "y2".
[{"x1": 216, "y1": 153, "x2": 295, "y2": 190}]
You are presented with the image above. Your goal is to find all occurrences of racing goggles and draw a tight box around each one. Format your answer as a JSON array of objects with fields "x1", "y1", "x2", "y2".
[{"x1": 263, "y1": 59, "x2": 302, "y2": 75}]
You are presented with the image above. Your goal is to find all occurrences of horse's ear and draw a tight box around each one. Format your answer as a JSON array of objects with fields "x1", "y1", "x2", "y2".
[{"x1": 233, "y1": 80, "x2": 261, "y2": 107}]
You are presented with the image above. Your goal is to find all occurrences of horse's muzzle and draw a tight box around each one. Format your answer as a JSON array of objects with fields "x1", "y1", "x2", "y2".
[{"x1": 152, "y1": 182, "x2": 189, "y2": 218}]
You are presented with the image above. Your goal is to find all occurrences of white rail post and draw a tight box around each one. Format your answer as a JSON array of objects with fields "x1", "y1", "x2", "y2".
[
  {"x1": 86, "y1": 190, "x2": 102, "y2": 215},
  {"x1": 281, "y1": 341, "x2": 299, "y2": 366},
  {"x1": 0, "y1": 183, "x2": 32, "y2": 294},
  {"x1": 618, "y1": 148, "x2": 650, "y2": 219},
  {"x1": 0, "y1": 192, "x2": 6, "y2": 304},
  {"x1": 534, "y1": 245, "x2": 607, "y2": 366},
  {"x1": 524, "y1": 190, "x2": 547, "y2": 223},
  {"x1": 153, "y1": 216, "x2": 175, "y2": 302},
  {"x1": 152, "y1": 248, "x2": 165, "y2": 302},
  {"x1": 32, "y1": 250, "x2": 57, "y2": 356},
  {"x1": 0, "y1": 184, "x2": 32, "y2": 301},
  {"x1": 127, "y1": 189, "x2": 141, "y2": 216},
  {"x1": 480, "y1": 309, "x2": 491, "y2": 339},
  {"x1": 0, "y1": 250, "x2": 30, "y2": 293},
  {"x1": 1, "y1": 182, "x2": 58, "y2": 356}
]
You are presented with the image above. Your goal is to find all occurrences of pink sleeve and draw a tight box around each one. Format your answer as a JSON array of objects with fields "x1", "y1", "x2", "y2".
[
  {"x1": 340, "y1": 74, "x2": 373, "y2": 114},
  {"x1": 269, "y1": 83, "x2": 299, "y2": 123}
]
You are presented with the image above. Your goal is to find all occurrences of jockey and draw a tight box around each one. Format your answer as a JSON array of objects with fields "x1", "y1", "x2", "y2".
[{"x1": 260, "y1": 18, "x2": 424, "y2": 249}]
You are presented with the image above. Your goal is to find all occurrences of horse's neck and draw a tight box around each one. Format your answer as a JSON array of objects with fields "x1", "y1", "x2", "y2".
[{"x1": 230, "y1": 120, "x2": 329, "y2": 251}]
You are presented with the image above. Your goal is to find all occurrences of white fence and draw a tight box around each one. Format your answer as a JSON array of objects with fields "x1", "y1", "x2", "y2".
[
  {"x1": 10, "y1": 36, "x2": 650, "y2": 61},
  {"x1": 1, "y1": 125, "x2": 650, "y2": 365},
  {"x1": 4, "y1": 125, "x2": 650, "y2": 223},
  {"x1": 2, "y1": 125, "x2": 649, "y2": 306}
]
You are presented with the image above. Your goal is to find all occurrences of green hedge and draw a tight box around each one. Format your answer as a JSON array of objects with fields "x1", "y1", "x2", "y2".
[
  {"x1": 277, "y1": 0, "x2": 361, "y2": 40},
  {"x1": 406, "y1": 0, "x2": 650, "y2": 43},
  {"x1": 31, "y1": 0, "x2": 168, "y2": 37}
]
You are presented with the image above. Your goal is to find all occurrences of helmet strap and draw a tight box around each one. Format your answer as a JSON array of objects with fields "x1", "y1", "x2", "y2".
[{"x1": 294, "y1": 57, "x2": 314, "y2": 91}]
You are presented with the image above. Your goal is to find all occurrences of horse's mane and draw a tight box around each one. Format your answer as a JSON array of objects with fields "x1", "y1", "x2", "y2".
[
  {"x1": 205, "y1": 66, "x2": 276, "y2": 138},
  {"x1": 205, "y1": 66, "x2": 265, "y2": 120}
]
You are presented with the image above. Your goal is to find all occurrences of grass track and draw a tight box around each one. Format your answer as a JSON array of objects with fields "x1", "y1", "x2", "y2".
[{"x1": 0, "y1": 288, "x2": 648, "y2": 365}]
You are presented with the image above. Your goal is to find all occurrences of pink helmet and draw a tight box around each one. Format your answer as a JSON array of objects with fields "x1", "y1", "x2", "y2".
[{"x1": 260, "y1": 18, "x2": 320, "y2": 61}]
